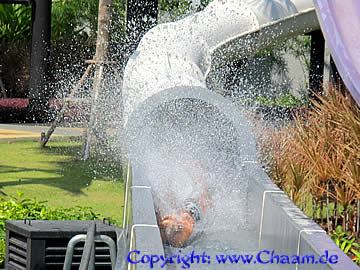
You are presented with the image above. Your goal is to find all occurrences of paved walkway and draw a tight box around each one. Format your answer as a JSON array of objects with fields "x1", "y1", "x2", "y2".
[{"x1": 0, "y1": 124, "x2": 83, "y2": 139}]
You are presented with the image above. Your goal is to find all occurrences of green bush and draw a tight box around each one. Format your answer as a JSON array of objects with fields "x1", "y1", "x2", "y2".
[
  {"x1": 331, "y1": 226, "x2": 360, "y2": 264},
  {"x1": 255, "y1": 93, "x2": 307, "y2": 108},
  {"x1": 0, "y1": 1, "x2": 99, "y2": 41},
  {"x1": 0, "y1": 193, "x2": 107, "y2": 267},
  {"x1": 159, "y1": 0, "x2": 211, "y2": 19},
  {"x1": 0, "y1": 0, "x2": 126, "y2": 42},
  {"x1": 51, "y1": 0, "x2": 99, "y2": 41},
  {"x1": 0, "y1": 4, "x2": 31, "y2": 41}
]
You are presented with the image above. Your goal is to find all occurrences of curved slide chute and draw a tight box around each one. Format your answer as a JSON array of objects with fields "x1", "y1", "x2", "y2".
[
  {"x1": 119, "y1": 1, "x2": 359, "y2": 270},
  {"x1": 122, "y1": 0, "x2": 319, "y2": 130},
  {"x1": 314, "y1": 0, "x2": 360, "y2": 105}
]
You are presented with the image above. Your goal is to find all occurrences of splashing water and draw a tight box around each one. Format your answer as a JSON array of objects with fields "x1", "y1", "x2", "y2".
[
  {"x1": 127, "y1": 97, "x2": 259, "y2": 254},
  {"x1": 121, "y1": 0, "x2": 317, "y2": 268}
]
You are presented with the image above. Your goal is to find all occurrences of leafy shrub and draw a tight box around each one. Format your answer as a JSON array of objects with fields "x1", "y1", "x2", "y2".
[
  {"x1": 331, "y1": 226, "x2": 360, "y2": 264},
  {"x1": 0, "y1": 1, "x2": 99, "y2": 42},
  {"x1": 0, "y1": 0, "x2": 126, "y2": 42},
  {"x1": 0, "y1": 194, "x2": 103, "y2": 266},
  {"x1": 51, "y1": 0, "x2": 99, "y2": 41},
  {"x1": 284, "y1": 36, "x2": 311, "y2": 71},
  {"x1": 159, "y1": 0, "x2": 211, "y2": 19},
  {"x1": 0, "y1": 4, "x2": 31, "y2": 41},
  {"x1": 255, "y1": 93, "x2": 306, "y2": 108}
]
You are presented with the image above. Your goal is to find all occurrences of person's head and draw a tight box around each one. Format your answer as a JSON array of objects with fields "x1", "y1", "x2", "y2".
[{"x1": 159, "y1": 211, "x2": 194, "y2": 247}]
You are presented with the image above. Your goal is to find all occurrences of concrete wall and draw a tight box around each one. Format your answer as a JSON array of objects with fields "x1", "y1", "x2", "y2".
[
  {"x1": 123, "y1": 164, "x2": 165, "y2": 270},
  {"x1": 123, "y1": 138, "x2": 358, "y2": 270},
  {"x1": 245, "y1": 161, "x2": 358, "y2": 270}
]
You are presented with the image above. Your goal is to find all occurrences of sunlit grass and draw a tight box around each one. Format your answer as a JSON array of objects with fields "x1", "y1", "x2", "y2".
[{"x1": 0, "y1": 139, "x2": 124, "y2": 220}]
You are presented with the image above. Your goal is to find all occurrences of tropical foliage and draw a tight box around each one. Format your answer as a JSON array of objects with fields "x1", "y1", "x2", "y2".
[
  {"x1": 332, "y1": 226, "x2": 360, "y2": 264},
  {"x1": 159, "y1": 0, "x2": 211, "y2": 19},
  {"x1": 0, "y1": 4, "x2": 31, "y2": 41},
  {"x1": 0, "y1": 0, "x2": 120, "y2": 41},
  {"x1": 260, "y1": 86, "x2": 360, "y2": 263},
  {"x1": 255, "y1": 93, "x2": 306, "y2": 108}
]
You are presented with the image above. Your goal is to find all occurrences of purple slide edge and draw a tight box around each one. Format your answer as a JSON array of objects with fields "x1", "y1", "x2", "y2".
[{"x1": 313, "y1": 0, "x2": 360, "y2": 106}]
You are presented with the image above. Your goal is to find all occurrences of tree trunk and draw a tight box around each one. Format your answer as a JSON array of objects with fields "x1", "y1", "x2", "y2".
[
  {"x1": 28, "y1": 0, "x2": 52, "y2": 122},
  {"x1": 309, "y1": 30, "x2": 325, "y2": 99},
  {"x1": 83, "y1": 0, "x2": 114, "y2": 160}
]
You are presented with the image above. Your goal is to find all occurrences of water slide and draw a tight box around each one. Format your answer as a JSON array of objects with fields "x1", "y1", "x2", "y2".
[
  {"x1": 118, "y1": 1, "x2": 360, "y2": 269},
  {"x1": 314, "y1": 0, "x2": 360, "y2": 105}
]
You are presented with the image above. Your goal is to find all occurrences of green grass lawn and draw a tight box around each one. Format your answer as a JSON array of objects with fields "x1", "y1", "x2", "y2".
[{"x1": 0, "y1": 139, "x2": 124, "y2": 221}]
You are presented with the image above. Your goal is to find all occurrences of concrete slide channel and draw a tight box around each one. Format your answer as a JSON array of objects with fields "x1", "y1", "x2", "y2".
[{"x1": 116, "y1": 0, "x2": 360, "y2": 269}]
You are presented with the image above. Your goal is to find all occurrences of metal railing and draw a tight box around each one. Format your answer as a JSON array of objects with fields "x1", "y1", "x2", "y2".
[{"x1": 63, "y1": 222, "x2": 117, "y2": 270}]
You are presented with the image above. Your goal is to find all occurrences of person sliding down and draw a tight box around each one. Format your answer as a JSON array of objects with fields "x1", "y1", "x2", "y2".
[
  {"x1": 157, "y1": 196, "x2": 210, "y2": 247},
  {"x1": 154, "y1": 161, "x2": 212, "y2": 247}
]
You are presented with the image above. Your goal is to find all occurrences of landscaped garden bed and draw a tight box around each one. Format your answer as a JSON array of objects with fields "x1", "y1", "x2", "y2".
[{"x1": 259, "y1": 87, "x2": 360, "y2": 264}]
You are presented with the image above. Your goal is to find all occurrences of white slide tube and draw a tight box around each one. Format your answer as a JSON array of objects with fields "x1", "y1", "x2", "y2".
[{"x1": 122, "y1": 0, "x2": 319, "y2": 134}]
